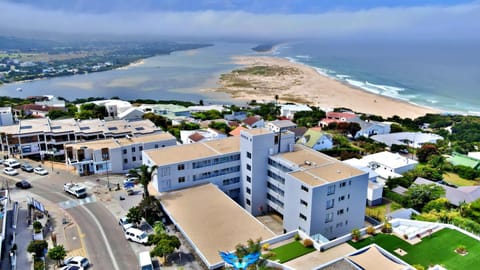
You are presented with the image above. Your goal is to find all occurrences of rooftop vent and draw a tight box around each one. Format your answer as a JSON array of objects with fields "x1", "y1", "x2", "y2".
[{"x1": 304, "y1": 160, "x2": 312, "y2": 166}]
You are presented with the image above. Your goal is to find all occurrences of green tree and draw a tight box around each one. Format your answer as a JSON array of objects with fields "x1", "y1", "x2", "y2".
[
  {"x1": 126, "y1": 206, "x2": 143, "y2": 225},
  {"x1": 150, "y1": 234, "x2": 181, "y2": 262},
  {"x1": 129, "y1": 164, "x2": 158, "y2": 198},
  {"x1": 47, "y1": 110, "x2": 70, "y2": 119},
  {"x1": 138, "y1": 196, "x2": 164, "y2": 225},
  {"x1": 347, "y1": 122, "x2": 362, "y2": 138},
  {"x1": 27, "y1": 240, "x2": 48, "y2": 258},
  {"x1": 143, "y1": 112, "x2": 169, "y2": 130},
  {"x1": 404, "y1": 184, "x2": 445, "y2": 211},
  {"x1": 32, "y1": 221, "x2": 43, "y2": 234},
  {"x1": 47, "y1": 245, "x2": 67, "y2": 266},
  {"x1": 422, "y1": 197, "x2": 450, "y2": 213}
]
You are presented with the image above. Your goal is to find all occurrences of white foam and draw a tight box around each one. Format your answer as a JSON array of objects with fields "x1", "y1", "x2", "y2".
[
  {"x1": 336, "y1": 74, "x2": 351, "y2": 79},
  {"x1": 295, "y1": 55, "x2": 311, "y2": 60}
]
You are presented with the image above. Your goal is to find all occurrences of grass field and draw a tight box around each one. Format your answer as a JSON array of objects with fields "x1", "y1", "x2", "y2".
[
  {"x1": 443, "y1": 172, "x2": 479, "y2": 186},
  {"x1": 349, "y1": 228, "x2": 480, "y2": 269},
  {"x1": 268, "y1": 240, "x2": 315, "y2": 263},
  {"x1": 366, "y1": 201, "x2": 402, "y2": 222}
]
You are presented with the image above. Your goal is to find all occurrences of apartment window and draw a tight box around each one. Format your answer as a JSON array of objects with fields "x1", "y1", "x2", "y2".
[
  {"x1": 338, "y1": 196, "x2": 345, "y2": 202},
  {"x1": 340, "y1": 182, "x2": 346, "y2": 188},
  {"x1": 349, "y1": 180, "x2": 352, "y2": 185},
  {"x1": 123, "y1": 149, "x2": 127, "y2": 154},
  {"x1": 160, "y1": 167, "x2": 170, "y2": 177},
  {"x1": 337, "y1": 209, "x2": 344, "y2": 215},
  {"x1": 325, "y1": 213, "x2": 334, "y2": 223},
  {"x1": 327, "y1": 185, "x2": 335, "y2": 195},
  {"x1": 132, "y1": 147, "x2": 136, "y2": 152},
  {"x1": 123, "y1": 158, "x2": 128, "y2": 164},
  {"x1": 154, "y1": 144, "x2": 159, "y2": 148},
  {"x1": 247, "y1": 152, "x2": 252, "y2": 159},
  {"x1": 348, "y1": 194, "x2": 350, "y2": 199},
  {"x1": 300, "y1": 199, "x2": 308, "y2": 207},
  {"x1": 246, "y1": 164, "x2": 251, "y2": 171},
  {"x1": 178, "y1": 177, "x2": 185, "y2": 183},
  {"x1": 301, "y1": 185, "x2": 309, "y2": 192},
  {"x1": 178, "y1": 164, "x2": 185, "y2": 170},
  {"x1": 299, "y1": 213, "x2": 307, "y2": 221},
  {"x1": 246, "y1": 199, "x2": 251, "y2": 206},
  {"x1": 336, "y1": 222, "x2": 343, "y2": 228},
  {"x1": 345, "y1": 220, "x2": 349, "y2": 225},
  {"x1": 132, "y1": 156, "x2": 136, "y2": 162},
  {"x1": 246, "y1": 187, "x2": 251, "y2": 194},
  {"x1": 246, "y1": 176, "x2": 251, "y2": 183},
  {"x1": 326, "y1": 199, "x2": 334, "y2": 209}
]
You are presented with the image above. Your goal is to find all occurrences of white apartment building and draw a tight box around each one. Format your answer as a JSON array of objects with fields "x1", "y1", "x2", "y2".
[
  {"x1": 0, "y1": 107, "x2": 14, "y2": 126},
  {"x1": 266, "y1": 120, "x2": 297, "y2": 133},
  {"x1": 144, "y1": 128, "x2": 368, "y2": 239},
  {"x1": 0, "y1": 118, "x2": 161, "y2": 159},
  {"x1": 65, "y1": 133, "x2": 177, "y2": 175}
]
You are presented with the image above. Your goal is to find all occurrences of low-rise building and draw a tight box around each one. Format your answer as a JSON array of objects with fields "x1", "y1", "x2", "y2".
[
  {"x1": 242, "y1": 116, "x2": 264, "y2": 129},
  {"x1": 297, "y1": 127, "x2": 333, "y2": 151},
  {"x1": 65, "y1": 133, "x2": 176, "y2": 175},
  {"x1": 319, "y1": 111, "x2": 357, "y2": 127},
  {"x1": 0, "y1": 107, "x2": 13, "y2": 126},
  {"x1": 348, "y1": 118, "x2": 391, "y2": 139},
  {"x1": 414, "y1": 177, "x2": 480, "y2": 206},
  {"x1": 447, "y1": 152, "x2": 480, "y2": 170},
  {"x1": 266, "y1": 120, "x2": 297, "y2": 133},
  {"x1": 371, "y1": 132, "x2": 443, "y2": 148},
  {"x1": 180, "y1": 129, "x2": 227, "y2": 144},
  {"x1": 280, "y1": 104, "x2": 312, "y2": 119}
]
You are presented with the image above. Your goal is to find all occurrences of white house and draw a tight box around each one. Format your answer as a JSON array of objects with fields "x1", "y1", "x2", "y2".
[
  {"x1": 297, "y1": 128, "x2": 333, "y2": 151},
  {"x1": 79, "y1": 99, "x2": 133, "y2": 118},
  {"x1": 371, "y1": 132, "x2": 444, "y2": 148},
  {"x1": 266, "y1": 120, "x2": 297, "y2": 133},
  {"x1": 117, "y1": 107, "x2": 145, "y2": 121},
  {"x1": 242, "y1": 116, "x2": 264, "y2": 129},
  {"x1": 180, "y1": 129, "x2": 227, "y2": 144},
  {"x1": 348, "y1": 118, "x2": 391, "y2": 139},
  {"x1": 280, "y1": 104, "x2": 312, "y2": 119}
]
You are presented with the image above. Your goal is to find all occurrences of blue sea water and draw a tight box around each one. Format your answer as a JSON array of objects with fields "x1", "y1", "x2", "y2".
[
  {"x1": 1, "y1": 40, "x2": 479, "y2": 115},
  {"x1": 273, "y1": 40, "x2": 480, "y2": 115}
]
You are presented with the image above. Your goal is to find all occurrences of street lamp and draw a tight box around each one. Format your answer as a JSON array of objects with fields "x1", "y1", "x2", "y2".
[
  {"x1": 102, "y1": 153, "x2": 110, "y2": 190},
  {"x1": 50, "y1": 147, "x2": 57, "y2": 172}
]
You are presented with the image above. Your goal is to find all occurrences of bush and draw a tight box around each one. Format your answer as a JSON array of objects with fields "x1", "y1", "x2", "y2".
[
  {"x1": 351, "y1": 229, "x2": 361, "y2": 241},
  {"x1": 33, "y1": 221, "x2": 43, "y2": 234},
  {"x1": 262, "y1": 243, "x2": 270, "y2": 251},
  {"x1": 382, "y1": 222, "x2": 392, "y2": 233},
  {"x1": 366, "y1": 226, "x2": 376, "y2": 235},
  {"x1": 294, "y1": 234, "x2": 301, "y2": 241},
  {"x1": 412, "y1": 264, "x2": 425, "y2": 270},
  {"x1": 34, "y1": 260, "x2": 45, "y2": 270},
  {"x1": 303, "y1": 239, "x2": 314, "y2": 248},
  {"x1": 383, "y1": 189, "x2": 405, "y2": 205}
]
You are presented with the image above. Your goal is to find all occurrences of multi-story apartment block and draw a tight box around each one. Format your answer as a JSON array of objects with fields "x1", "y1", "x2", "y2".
[
  {"x1": 65, "y1": 133, "x2": 177, "y2": 175},
  {"x1": 0, "y1": 107, "x2": 13, "y2": 126},
  {"x1": 144, "y1": 128, "x2": 368, "y2": 239},
  {"x1": 0, "y1": 118, "x2": 161, "y2": 159}
]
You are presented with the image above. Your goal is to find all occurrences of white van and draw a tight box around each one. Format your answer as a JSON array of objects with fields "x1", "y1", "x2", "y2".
[
  {"x1": 125, "y1": 227, "x2": 149, "y2": 244},
  {"x1": 139, "y1": 251, "x2": 154, "y2": 270},
  {"x1": 4, "y1": 159, "x2": 21, "y2": 168}
]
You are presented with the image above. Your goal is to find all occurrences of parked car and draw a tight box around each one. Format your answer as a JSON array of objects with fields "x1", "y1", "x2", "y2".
[
  {"x1": 34, "y1": 167, "x2": 49, "y2": 175},
  {"x1": 125, "y1": 227, "x2": 148, "y2": 244},
  {"x1": 64, "y1": 256, "x2": 90, "y2": 268},
  {"x1": 21, "y1": 163, "x2": 34, "y2": 172},
  {"x1": 16, "y1": 180, "x2": 31, "y2": 189},
  {"x1": 123, "y1": 177, "x2": 138, "y2": 185},
  {"x1": 3, "y1": 167, "x2": 18, "y2": 176},
  {"x1": 61, "y1": 265, "x2": 83, "y2": 270},
  {"x1": 4, "y1": 159, "x2": 21, "y2": 168},
  {"x1": 119, "y1": 216, "x2": 133, "y2": 231}
]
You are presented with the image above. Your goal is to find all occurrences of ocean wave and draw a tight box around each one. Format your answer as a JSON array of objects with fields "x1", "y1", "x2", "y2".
[
  {"x1": 345, "y1": 79, "x2": 381, "y2": 94},
  {"x1": 295, "y1": 55, "x2": 311, "y2": 60},
  {"x1": 285, "y1": 57, "x2": 297, "y2": 63},
  {"x1": 365, "y1": 81, "x2": 405, "y2": 92},
  {"x1": 313, "y1": 67, "x2": 333, "y2": 77},
  {"x1": 336, "y1": 74, "x2": 351, "y2": 79}
]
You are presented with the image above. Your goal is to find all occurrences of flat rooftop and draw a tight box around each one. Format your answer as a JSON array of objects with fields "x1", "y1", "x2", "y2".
[
  {"x1": 65, "y1": 133, "x2": 175, "y2": 150},
  {"x1": 277, "y1": 145, "x2": 365, "y2": 186},
  {"x1": 241, "y1": 128, "x2": 272, "y2": 136},
  {"x1": 145, "y1": 136, "x2": 240, "y2": 165},
  {"x1": 161, "y1": 184, "x2": 275, "y2": 266}
]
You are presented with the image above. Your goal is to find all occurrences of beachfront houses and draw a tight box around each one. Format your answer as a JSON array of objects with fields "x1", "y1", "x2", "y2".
[
  {"x1": 242, "y1": 116, "x2": 264, "y2": 129},
  {"x1": 297, "y1": 127, "x2": 333, "y2": 151},
  {"x1": 266, "y1": 119, "x2": 297, "y2": 133},
  {"x1": 319, "y1": 111, "x2": 357, "y2": 127},
  {"x1": 180, "y1": 129, "x2": 227, "y2": 144},
  {"x1": 348, "y1": 118, "x2": 391, "y2": 139},
  {"x1": 0, "y1": 118, "x2": 161, "y2": 159},
  {"x1": 65, "y1": 133, "x2": 176, "y2": 175},
  {"x1": 143, "y1": 128, "x2": 368, "y2": 239},
  {"x1": 280, "y1": 104, "x2": 312, "y2": 119}
]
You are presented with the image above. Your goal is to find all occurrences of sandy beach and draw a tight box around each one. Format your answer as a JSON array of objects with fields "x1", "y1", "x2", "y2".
[{"x1": 212, "y1": 56, "x2": 438, "y2": 119}]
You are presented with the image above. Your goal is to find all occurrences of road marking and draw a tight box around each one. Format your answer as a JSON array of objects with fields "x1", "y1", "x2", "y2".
[{"x1": 58, "y1": 196, "x2": 97, "y2": 209}]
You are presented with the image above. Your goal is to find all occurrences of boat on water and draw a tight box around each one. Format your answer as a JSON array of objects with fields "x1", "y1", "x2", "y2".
[{"x1": 16, "y1": 87, "x2": 22, "y2": 92}]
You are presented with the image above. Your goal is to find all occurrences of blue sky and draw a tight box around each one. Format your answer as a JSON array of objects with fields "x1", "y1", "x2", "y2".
[{"x1": 1, "y1": 0, "x2": 479, "y2": 40}]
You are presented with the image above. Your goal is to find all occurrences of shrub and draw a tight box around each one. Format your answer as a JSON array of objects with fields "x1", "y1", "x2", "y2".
[
  {"x1": 351, "y1": 229, "x2": 361, "y2": 241},
  {"x1": 366, "y1": 226, "x2": 376, "y2": 235},
  {"x1": 33, "y1": 221, "x2": 43, "y2": 234},
  {"x1": 34, "y1": 260, "x2": 45, "y2": 270},
  {"x1": 303, "y1": 239, "x2": 314, "y2": 248},
  {"x1": 294, "y1": 234, "x2": 301, "y2": 241},
  {"x1": 412, "y1": 264, "x2": 425, "y2": 270},
  {"x1": 382, "y1": 222, "x2": 393, "y2": 233},
  {"x1": 262, "y1": 243, "x2": 270, "y2": 251},
  {"x1": 456, "y1": 245, "x2": 467, "y2": 254}
]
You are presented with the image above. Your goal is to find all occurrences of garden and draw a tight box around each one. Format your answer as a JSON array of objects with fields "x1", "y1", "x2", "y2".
[
  {"x1": 348, "y1": 228, "x2": 480, "y2": 269},
  {"x1": 266, "y1": 237, "x2": 316, "y2": 263}
]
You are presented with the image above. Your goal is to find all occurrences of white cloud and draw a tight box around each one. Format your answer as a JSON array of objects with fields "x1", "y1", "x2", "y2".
[{"x1": 1, "y1": 2, "x2": 479, "y2": 40}]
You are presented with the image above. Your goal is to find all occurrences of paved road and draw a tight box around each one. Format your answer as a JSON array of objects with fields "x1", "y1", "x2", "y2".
[{"x1": 2, "y1": 165, "x2": 137, "y2": 270}]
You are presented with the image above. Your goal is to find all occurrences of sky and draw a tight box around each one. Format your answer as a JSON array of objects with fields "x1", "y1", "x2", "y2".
[{"x1": 1, "y1": 0, "x2": 479, "y2": 41}]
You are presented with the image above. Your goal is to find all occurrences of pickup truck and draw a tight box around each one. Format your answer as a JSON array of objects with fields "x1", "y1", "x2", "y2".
[{"x1": 64, "y1": 183, "x2": 87, "y2": 198}]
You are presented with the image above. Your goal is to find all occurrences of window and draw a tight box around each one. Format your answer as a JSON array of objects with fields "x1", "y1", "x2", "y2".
[
  {"x1": 336, "y1": 222, "x2": 343, "y2": 228},
  {"x1": 301, "y1": 185, "x2": 309, "y2": 192},
  {"x1": 338, "y1": 196, "x2": 345, "y2": 202},
  {"x1": 246, "y1": 176, "x2": 251, "y2": 183},
  {"x1": 327, "y1": 185, "x2": 335, "y2": 195},
  {"x1": 340, "y1": 182, "x2": 346, "y2": 187},
  {"x1": 123, "y1": 158, "x2": 128, "y2": 164},
  {"x1": 247, "y1": 152, "x2": 252, "y2": 159},
  {"x1": 348, "y1": 194, "x2": 350, "y2": 199},
  {"x1": 178, "y1": 177, "x2": 185, "y2": 183},
  {"x1": 246, "y1": 164, "x2": 251, "y2": 171},
  {"x1": 299, "y1": 213, "x2": 307, "y2": 221},
  {"x1": 325, "y1": 213, "x2": 334, "y2": 223},
  {"x1": 132, "y1": 156, "x2": 136, "y2": 162},
  {"x1": 246, "y1": 199, "x2": 251, "y2": 206},
  {"x1": 326, "y1": 199, "x2": 334, "y2": 209},
  {"x1": 123, "y1": 149, "x2": 127, "y2": 154},
  {"x1": 155, "y1": 144, "x2": 159, "y2": 148},
  {"x1": 139, "y1": 146, "x2": 143, "y2": 151},
  {"x1": 132, "y1": 147, "x2": 136, "y2": 152},
  {"x1": 178, "y1": 164, "x2": 185, "y2": 170},
  {"x1": 246, "y1": 187, "x2": 251, "y2": 194},
  {"x1": 300, "y1": 200, "x2": 308, "y2": 207},
  {"x1": 337, "y1": 209, "x2": 344, "y2": 215},
  {"x1": 349, "y1": 180, "x2": 351, "y2": 185}
]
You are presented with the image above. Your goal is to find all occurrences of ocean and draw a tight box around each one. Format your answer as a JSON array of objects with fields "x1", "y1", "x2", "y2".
[
  {"x1": 273, "y1": 40, "x2": 480, "y2": 115},
  {"x1": 1, "y1": 40, "x2": 479, "y2": 115}
]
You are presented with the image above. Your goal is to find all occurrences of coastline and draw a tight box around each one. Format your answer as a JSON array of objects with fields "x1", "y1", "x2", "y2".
[{"x1": 212, "y1": 56, "x2": 439, "y2": 118}]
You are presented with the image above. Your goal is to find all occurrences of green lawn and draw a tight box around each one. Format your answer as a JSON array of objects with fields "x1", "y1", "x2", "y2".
[
  {"x1": 366, "y1": 201, "x2": 402, "y2": 222},
  {"x1": 349, "y1": 228, "x2": 480, "y2": 269},
  {"x1": 443, "y1": 172, "x2": 479, "y2": 186},
  {"x1": 268, "y1": 240, "x2": 315, "y2": 263}
]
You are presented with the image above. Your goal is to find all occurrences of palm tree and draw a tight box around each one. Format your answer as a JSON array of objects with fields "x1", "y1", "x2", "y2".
[{"x1": 129, "y1": 164, "x2": 158, "y2": 198}]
